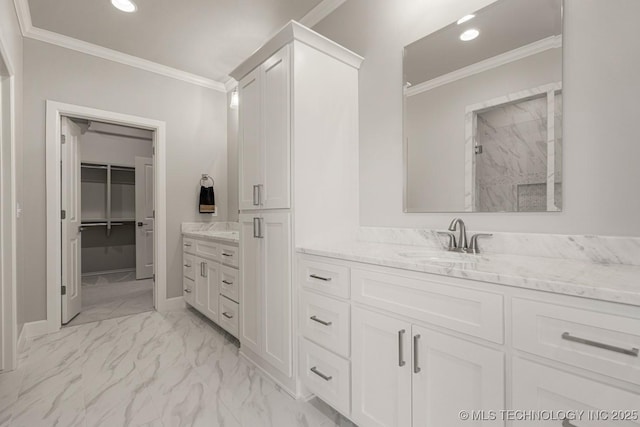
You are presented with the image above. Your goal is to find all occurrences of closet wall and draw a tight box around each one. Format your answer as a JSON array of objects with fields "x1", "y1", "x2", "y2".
[{"x1": 79, "y1": 125, "x2": 153, "y2": 275}]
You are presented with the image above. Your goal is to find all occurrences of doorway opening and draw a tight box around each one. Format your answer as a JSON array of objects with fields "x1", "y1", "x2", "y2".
[
  {"x1": 61, "y1": 117, "x2": 155, "y2": 327},
  {"x1": 46, "y1": 101, "x2": 168, "y2": 335}
]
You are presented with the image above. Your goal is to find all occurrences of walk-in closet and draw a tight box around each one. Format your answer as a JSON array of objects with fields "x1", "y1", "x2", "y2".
[{"x1": 65, "y1": 118, "x2": 155, "y2": 326}]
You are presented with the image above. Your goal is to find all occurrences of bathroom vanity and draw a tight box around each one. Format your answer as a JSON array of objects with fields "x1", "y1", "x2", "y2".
[
  {"x1": 296, "y1": 233, "x2": 640, "y2": 426},
  {"x1": 181, "y1": 223, "x2": 240, "y2": 337}
]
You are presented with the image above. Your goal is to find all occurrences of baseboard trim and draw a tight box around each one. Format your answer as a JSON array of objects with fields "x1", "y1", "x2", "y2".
[
  {"x1": 239, "y1": 349, "x2": 299, "y2": 399},
  {"x1": 17, "y1": 324, "x2": 26, "y2": 352},
  {"x1": 159, "y1": 296, "x2": 185, "y2": 312},
  {"x1": 22, "y1": 319, "x2": 52, "y2": 339},
  {"x1": 81, "y1": 268, "x2": 136, "y2": 277}
]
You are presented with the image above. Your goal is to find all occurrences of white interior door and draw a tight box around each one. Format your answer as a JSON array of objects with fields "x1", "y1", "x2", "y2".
[
  {"x1": 61, "y1": 117, "x2": 82, "y2": 324},
  {"x1": 135, "y1": 156, "x2": 154, "y2": 279}
]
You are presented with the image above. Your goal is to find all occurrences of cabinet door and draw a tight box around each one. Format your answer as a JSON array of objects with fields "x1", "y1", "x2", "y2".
[
  {"x1": 239, "y1": 214, "x2": 262, "y2": 354},
  {"x1": 262, "y1": 212, "x2": 292, "y2": 376},
  {"x1": 351, "y1": 307, "x2": 412, "y2": 427},
  {"x1": 238, "y1": 68, "x2": 263, "y2": 211},
  {"x1": 412, "y1": 326, "x2": 505, "y2": 427},
  {"x1": 203, "y1": 260, "x2": 220, "y2": 322},
  {"x1": 261, "y1": 46, "x2": 291, "y2": 210},
  {"x1": 194, "y1": 257, "x2": 208, "y2": 314}
]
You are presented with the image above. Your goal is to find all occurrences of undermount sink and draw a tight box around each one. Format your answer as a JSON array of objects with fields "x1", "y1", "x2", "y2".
[{"x1": 398, "y1": 251, "x2": 474, "y2": 264}]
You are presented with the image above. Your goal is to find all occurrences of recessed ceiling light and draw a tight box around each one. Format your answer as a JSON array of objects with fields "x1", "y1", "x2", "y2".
[
  {"x1": 460, "y1": 29, "x2": 480, "y2": 41},
  {"x1": 111, "y1": 0, "x2": 137, "y2": 13},
  {"x1": 457, "y1": 14, "x2": 476, "y2": 25}
]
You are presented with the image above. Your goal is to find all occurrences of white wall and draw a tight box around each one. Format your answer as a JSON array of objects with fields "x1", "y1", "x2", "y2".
[
  {"x1": 80, "y1": 131, "x2": 152, "y2": 167},
  {"x1": 22, "y1": 39, "x2": 228, "y2": 322},
  {"x1": 0, "y1": 0, "x2": 23, "y2": 334},
  {"x1": 314, "y1": 0, "x2": 640, "y2": 236}
]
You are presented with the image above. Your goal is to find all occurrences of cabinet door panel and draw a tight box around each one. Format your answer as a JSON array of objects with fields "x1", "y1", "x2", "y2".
[
  {"x1": 262, "y1": 212, "x2": 292, "y2": 376},
  {"x1": 261, "y1": 46, "x2": 291, "y2": 210},
  {"x1": 240, "y1": 214, "x2": 261, "y2": 354},
  {"x1": 412, "y1": 325, "x2": 505, "y2": 427},
  {"x1": 351, "y1": 307, "x2": 412, "y2": 427},
  {"x1": 204, "y1": 261, "x2": 219, "y2": 322},
  {"x1": 194, "y1": 258, "x2": 208, "y2": 313},
  {"x1": 239, "y1": 69, "x2": 263, "y2": 211}
]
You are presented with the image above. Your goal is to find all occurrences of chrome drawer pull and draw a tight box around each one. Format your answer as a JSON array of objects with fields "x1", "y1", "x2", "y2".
[
  {"x1": 184, "y1": 242, "x2": 192, "y2": 247},
  {"x1": 184, "y1": 289, "x2": 192, "y2": 293},
  {"x1": 222, "y1": 280, "x2": 233, "y2": 285},
  {"x1": 413, "y1": 334, "x2": 421, "y2": 373},
  {"x1": 310, "y1": 315, "x2": 332, "y2": 326},
  {"x1": 184, "y1": 264, "x2": 191, "y2": 268},
  {"x1": 562, "y1": 419, "x2": 577, "y2": 427},
  {"x1": 309, "y1": 274, "x2": 332, "y2": 282},
  {"x1": 310, "y1": 366, "x2": 332, "y2": 381},
  {"x1": 562, "y1": 332, "x2": 639, "y2": 357},
  {"x1": 222, "y1": 312, "x2": 233, "y2": 319},
  {"x1": 222, "y1": 253, "x2": 233, "y2": 257},
  {"x1": 398, "y1": 329, "x2": 406, "y2": 367}
]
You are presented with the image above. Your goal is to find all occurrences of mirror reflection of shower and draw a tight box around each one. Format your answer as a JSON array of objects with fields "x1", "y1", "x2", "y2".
[{"x1": 469, "y1": 85, "x2": 562, "y2": 212}]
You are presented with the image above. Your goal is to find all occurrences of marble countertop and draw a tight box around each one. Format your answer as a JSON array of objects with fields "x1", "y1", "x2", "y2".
[
  {"x1": 297, "y1": 241, "x2": 640, "y2": 307},
  {"x1": 182, "y1": 230, "x2": 239, "y2": 244}
]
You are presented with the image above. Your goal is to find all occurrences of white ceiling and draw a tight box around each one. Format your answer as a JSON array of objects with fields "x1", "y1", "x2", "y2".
[
  {"x1": 27, "y1": 0, "x2": 325, "y2": 83},
  {"x1": 404, "y1": 0, "x2": 562, "y2": 86}
]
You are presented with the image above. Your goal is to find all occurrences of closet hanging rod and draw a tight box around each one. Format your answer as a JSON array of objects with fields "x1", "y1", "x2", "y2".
[
  {"x1": 81, "y1": 164, "x2": 108, "y2": 170},
  {"x1": 111, "y1": 166, "x2": 135, "y2": 172},
  {"x1": 80, "y1": 222, "x2": 125, "y2": 227}
]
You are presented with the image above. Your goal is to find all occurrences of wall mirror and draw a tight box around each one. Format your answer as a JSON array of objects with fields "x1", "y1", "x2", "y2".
[{"x1": 403, "y1": 0, "x2": 563, "y2": 212}]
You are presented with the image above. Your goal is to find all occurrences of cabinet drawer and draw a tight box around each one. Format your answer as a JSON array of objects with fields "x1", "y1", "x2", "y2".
[
  {"x1": 300, "y1": 290, "x2": 350, "y2": 358},
  {"x1": 512, "y1": 358, "x2": 640, "y2": 426},
  {"x1": 351, "y1": 268, "x2": 504, "y2": 343},
  {"x1": 298, "y1": 256, "x2": 350, "y2": 299},
  {"x1": 183, "y1": 237, "x2": 196, "y2": 254},
  {"x1": 218, "y1": 296, "x2": 239, "y2": 338},
  {"x1": 195, "y1": 239, "x2": 220, "y2": 261},
  {"x1": 512, "y1": 298, "x2": 640, "y2": 385},
  {"x1": 220, "y1": 265, "x2": 239, "y2": 303},
  {"x1": 183, "y1": 277, "x2": 195, "y2": 306},
  {"x1": 183, "y1": 253, "x2": 196, "y2": 280},
  {"x1": 300, "y1": 338, "x2": 350, "y2": 416},
  {"x1": 220, "y1": 244, "x2": 239, "y2": 268}
]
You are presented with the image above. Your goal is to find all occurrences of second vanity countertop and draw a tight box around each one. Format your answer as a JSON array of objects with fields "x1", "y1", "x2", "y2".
[
  {"x1": 297, "y1": 241, "x2": 640, "y2": 307},
  {"x1": 182, "y1": 230, "x2": 239, "y2": 244}
]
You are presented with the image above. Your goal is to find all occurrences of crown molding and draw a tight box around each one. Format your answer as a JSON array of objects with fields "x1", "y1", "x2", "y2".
[
  {"x1": 13, "y1": 0, "x2": 226, "y2": 92},
  {"x1": 406, "y1": 35, "x2": 562, "y2": 97},
  {"x1": 224, "y1": 78, "x2": 238, "y2": 92},
  {"x1": 299, "y1": 0, "x2": 347, "y2": 27}
]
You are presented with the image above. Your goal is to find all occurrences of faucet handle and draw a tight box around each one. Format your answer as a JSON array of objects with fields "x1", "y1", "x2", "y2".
[
  {"x1": 437, "y1": 231, "x2": 457, "y2": 251},
  {"x1": 468, "y1": 233, "x2": 493, "y2": 254}
]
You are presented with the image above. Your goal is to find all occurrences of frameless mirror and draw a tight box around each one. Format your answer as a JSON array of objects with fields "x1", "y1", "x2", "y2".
[{"x1": 403, "y1": 0, "x2": 563, "y2": 212}]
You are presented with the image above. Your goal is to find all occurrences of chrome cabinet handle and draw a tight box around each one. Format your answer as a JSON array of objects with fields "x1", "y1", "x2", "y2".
[
  {"x1": 222, "y1": 253, "x2": 233, "y2": 257},
  {"x1": 222, "y1": 312, "x2": 233, "y2": 319},
  {"x1": 562, "y1": 332, "x2": 639, "y2": 357},
  {"x1": 253, "y1": 185, "x2": 259, "y2": 206},
  {"x1": 310, "y1": 366, "x2": 332, "y2": 381},
  {"x1": 413, "y1": 334, "x2": 421, "y2": 373},
  {"x1": 184, "y1": 263, "x2": 191, "y2": 268},
  {"x1": 203, "y1": 262, "x2": 207, "y2": 278},
  {"x1": 562, "y1": 419, "x2": 577, "y2": 427},
  {"x1": 184, "y1": 288, "x2": 192, "y2": 293},
  {"x1": 253, "y1": 217, "x2": 260, "y2": 238},
  {"x1": 310, "y1": 316, "x2": 332, "y2": 326},
  {"x1": 309, "y1": 274, "x2": 332, "y2": 282},
  {"x1": 184, "y1": 242, "x2": 192, "y2": 247},
  {"x1": 200, "y1": 262, "x2": 205, "y2": 277},
  {"x1": 398, "y1": 329, "x2": 406, "y2": 367},
  {"x1": 222, "y1": 280, "x2": 233, "y2": 285}
]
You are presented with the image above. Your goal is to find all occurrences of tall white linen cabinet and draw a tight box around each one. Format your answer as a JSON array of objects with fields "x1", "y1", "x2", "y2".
[{"x1": 230, "y1": 21, "x2": 362, "y2": 395}]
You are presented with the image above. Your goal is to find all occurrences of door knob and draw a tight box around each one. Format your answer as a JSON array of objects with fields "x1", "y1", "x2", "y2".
[{"x1": 137, "y1": 222, "x2": 146, "y2": 227}]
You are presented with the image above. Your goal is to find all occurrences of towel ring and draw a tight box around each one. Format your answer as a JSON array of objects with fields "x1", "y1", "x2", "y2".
[{"x1": 200, "y1": 174, "x2": 214, "y2": 187}]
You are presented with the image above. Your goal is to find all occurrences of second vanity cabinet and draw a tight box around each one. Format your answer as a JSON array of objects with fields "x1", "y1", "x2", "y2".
[
  {"x1": 297, "y1": 253, "x2": 640, "y2": 427},
  {"x1": 183, "y1": 236, "x2": 240, "y2": 337}
]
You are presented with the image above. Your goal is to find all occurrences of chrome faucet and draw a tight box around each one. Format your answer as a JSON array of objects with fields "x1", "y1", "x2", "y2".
[
  {"x1": 438, "y1": 218, "x2": 493, "y2": 254},
  {"x1": 448, "y1": 218, "x2": 468, "y2": 253}
]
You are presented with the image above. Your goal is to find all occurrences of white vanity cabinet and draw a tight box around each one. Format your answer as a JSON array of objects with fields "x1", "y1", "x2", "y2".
[
  {"x1": 231, "y1": 21, "x2": 362, "y2": 395},
  {"x1": 297, "y1": 253, "x2": 640, "y2": 427},
  {"x1": 182, "y1": 235, "x2": 240, "y2": 337}
]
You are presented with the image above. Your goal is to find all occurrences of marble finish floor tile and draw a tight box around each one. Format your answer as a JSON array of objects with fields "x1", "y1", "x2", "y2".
[
  {"x1": 65, "y1": 273, "x2": 154, "y2": 327},
  {"x1": 0, "y1": 309, "x2": 355, "y2": 427}
]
